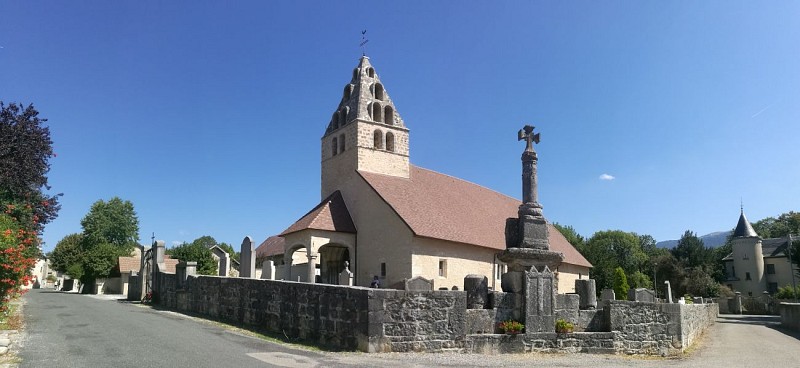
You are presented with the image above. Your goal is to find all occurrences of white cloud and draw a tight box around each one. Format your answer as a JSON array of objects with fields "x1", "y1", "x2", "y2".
[{"x1": 599, "y1": 173, "x2": 615, "y2": 181}]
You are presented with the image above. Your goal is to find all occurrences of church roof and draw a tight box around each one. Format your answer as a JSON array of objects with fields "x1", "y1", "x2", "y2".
[
  {"x1": 324, "y1": 56, "x2": 405, "y2": 136},
  {"x1": 256, "y1": 236, "x2": 285, "y2": 258},
  {"x1": 358, "y1": 166, "x2": 593, "y2": 268},
  {"x1": 280, "y1": 190, "x2": 356, "y2": 236},
  {"x1": 732, "y1": 210, "x2": 758, "y2": 237}
]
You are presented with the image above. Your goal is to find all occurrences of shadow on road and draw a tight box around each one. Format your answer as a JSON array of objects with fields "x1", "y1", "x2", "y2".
[{"x1": 718, "y1": 314, "x2": 800, "y2": 341}]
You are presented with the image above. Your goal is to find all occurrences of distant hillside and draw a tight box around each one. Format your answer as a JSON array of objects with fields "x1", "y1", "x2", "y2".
[{"x1": 656, "y1": 231, "x2": 731, "y2": 249}]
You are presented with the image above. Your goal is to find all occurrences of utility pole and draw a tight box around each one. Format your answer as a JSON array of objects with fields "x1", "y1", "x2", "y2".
[{"x1": 788, "y1": 233, "x2": 797, "y2": 303}]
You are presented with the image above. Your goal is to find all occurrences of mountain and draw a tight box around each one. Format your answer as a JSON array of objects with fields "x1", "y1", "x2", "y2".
[{"x1": 656, "y1": 231, "x2": 731, "y2": 249}]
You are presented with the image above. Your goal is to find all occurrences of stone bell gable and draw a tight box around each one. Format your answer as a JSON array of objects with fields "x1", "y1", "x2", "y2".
[{"x1": 321, "y1": 56, "x2": 410, "y2": 199}]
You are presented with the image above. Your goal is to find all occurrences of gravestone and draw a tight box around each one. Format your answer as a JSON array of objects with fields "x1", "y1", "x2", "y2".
[
  {"x1": 240, "y1": 236, "x2": 256, "y2": 278},
  {"x1": 693, "y1": 297, "x2": 704, "y2": 304},
  {"x1": 261, "y1": 260, "x2": 275, "y2": 280},
  {"x1": 575, "y1": 279, "x2": 597, "y2": 309},
  {"x1": 557, "y1": 293, "x2": 580, "y2": 311},
  {"x1": 338, "y1": 261, "x2": 353, "y2": 286},
  {"x1": 176, "y1": 261, "x2": 197, "y2": 289},
  {"x1": 628, "y1": 288, "x2": 655, "y2": 302},
  {"x1": 600, "y1": 288, "x2": 615, "y2": 302},
  {"x1": 464, "y1": 274, "x2": 489, "y2": 309},
  {"x1": 405, "y1": 276, "x2": 433, "y2": 291}
]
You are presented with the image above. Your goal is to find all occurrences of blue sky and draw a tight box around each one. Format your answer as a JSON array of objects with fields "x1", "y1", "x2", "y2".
[{"x1": 2, "y1": 2, "x2": 799, "y2": 252}]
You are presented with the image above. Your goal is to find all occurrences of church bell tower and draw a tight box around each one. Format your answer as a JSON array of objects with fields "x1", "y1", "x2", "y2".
[{"x1": 320, "y1": 56, "x2": 410, "y2": 199}]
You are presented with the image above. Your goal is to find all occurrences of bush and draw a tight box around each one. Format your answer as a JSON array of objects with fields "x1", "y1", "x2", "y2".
[
  {"x1": 613, "y1": 267, "x2": 629, "y2": 300},
  {"x1": 776, "y1": 285, "x2": 800, "y2": 300}
]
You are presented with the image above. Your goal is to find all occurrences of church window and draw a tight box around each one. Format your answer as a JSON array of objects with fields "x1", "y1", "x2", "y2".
[
  {"x1": 438, "y1": 259, "x2": 447, "y2": 277},
  {"x1": 343, "y1": 84, "x2": 352, "y2": 101},
  {"x1": 745, "y1": 272, "x2": 751, "y2": 281},
  {"x1": 373, "y1": 83, "x2": 385, "y2": 101},
  {"x1": 769, "y1": 283, "x2": 778, "y2": 293},
  {"x1": 380, "y1": 262, "x2": 386, "y2": 277},
  {"x1": 386, "y1": 132, "x2": 395, "y2": 152},
  {"x1": 373, "y1": 130, "x2": 384, "y2": 149},
  {"x1": 331, "y1": 137, "x2": 338, "y2": 156},
  {"x1": 384, "y1": 105, "x2": 394, "y2": 125},
  {"x1": 767, "y1": 264, "x2": 776, "y2": 274},
  {"x1": 367, "y1": 67, "x2": 375, "y2": 78},
  {"x1": 339, "y1": 134, "x2": 345, "y2": 152},
  {"x1": 353, "y1": 68, "x2": 359, "y2": 81},
  {"x1": 371, "y1": 102, "x2": 382, "y2": 123},
  {"x1": 731, "y1": 266, "x2": 736, "y2": 277}
]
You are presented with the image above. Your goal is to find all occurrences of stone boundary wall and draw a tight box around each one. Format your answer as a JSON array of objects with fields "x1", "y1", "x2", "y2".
[
  {"x1": 608, "y1": 301, "x2": 717, "y2": 355},
  {"x1": 780, "y1": 303, "x2": 800, "y2": 331},
  {"x1": 152, "y1": 273, "x2": 466, "y2": 352},
  {"x1": 150, "y1": 272, "x2": 714, "y2": 355}
]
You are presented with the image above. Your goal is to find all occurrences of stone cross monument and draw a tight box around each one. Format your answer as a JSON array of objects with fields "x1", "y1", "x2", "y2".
[{"x1": 498, "y1": 125, "x2": 565, "y2": 333}]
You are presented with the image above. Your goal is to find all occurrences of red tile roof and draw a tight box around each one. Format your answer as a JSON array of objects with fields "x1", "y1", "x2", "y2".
[
  {"x1": 256, "y1": 236, "x2": 285, "y2": 257},
  {"x1": 280, "y1": 191, "x2": 356, "y2": 236},
  {"x1": 117, "y1": 255, "x2": 179, "y2": 274},
  {"x1": 358, "y1": 166, "x2": 592, "y2": 268}
]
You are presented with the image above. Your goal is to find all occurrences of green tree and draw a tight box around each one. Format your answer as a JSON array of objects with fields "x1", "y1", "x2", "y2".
[
  {"x1": 50, "y1": 233, "x2": 84, "y2": 274},
  {"x1": 581, "y1": 230, "x2": 648, "y2": 290},
  {"x1": 671, "y1": 230, "x2": 710, "y2": 269},
  {"x1": 81, "y1": 197, "x2": 139, "y2": 249},
  {"x1": 75, "y1": 197, "x2": 140, "y2": 287},
  {"x1": 553, "y1": 223, "x2": 585, "y2": 248},
  {"x1": 627, "y1": 270, "x2": 653, "y2": 289},
  {"x1": 681, "y1": 267, "x2": 720, "y2": 297},
  {"x1": 167, "y1": 240, "x2": 217, "y2": 275},
  {"x1": 613, "y1": 267, "x2": 629, "y2": 300}
]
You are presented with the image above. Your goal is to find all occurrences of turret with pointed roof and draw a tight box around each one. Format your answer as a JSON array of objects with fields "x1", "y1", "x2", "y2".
[
  {"x1": 321, "y1": 56, "x2": 410, "y2": 199},
  {"x1": 733, "y1": 209, "x2": 759, "y2": 238}
]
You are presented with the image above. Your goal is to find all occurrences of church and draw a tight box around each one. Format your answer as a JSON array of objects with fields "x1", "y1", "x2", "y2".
[{"x1": 256, "y1": 56, "x2": 591, "y2": 292}]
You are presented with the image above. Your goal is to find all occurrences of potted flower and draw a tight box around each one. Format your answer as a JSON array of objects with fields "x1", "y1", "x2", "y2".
[
  {"x1": 498, "y1": 320, "x2": 524, "y2": 335},
  {"x1": 555, "y1": 318, "x2": 574, "y2": 334}
]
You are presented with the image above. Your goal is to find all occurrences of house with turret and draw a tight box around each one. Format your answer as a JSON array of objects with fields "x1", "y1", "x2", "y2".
[{"x1": 723, "y1": 209, "x2": 797, "y2": 296}]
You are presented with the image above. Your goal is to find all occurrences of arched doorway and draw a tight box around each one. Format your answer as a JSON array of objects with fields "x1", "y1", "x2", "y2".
[{"x1": 318, "y1": 244, "x2": 350, "y2": 285}]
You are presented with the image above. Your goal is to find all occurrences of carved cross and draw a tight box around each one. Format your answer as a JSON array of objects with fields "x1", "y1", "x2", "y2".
[{"x1": 517, "y1": 125, "x2": 540, "y2": 152}]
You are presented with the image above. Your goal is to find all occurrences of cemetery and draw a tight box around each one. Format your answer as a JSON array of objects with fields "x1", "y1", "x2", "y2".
[{"x1": 129, "y1": 125, "x2": 719, "y2": 356}]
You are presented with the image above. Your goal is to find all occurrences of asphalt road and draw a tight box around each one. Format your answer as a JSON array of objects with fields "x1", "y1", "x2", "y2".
[{"x1": 18, "y1": 289, "x2": 800, "y2": 367}]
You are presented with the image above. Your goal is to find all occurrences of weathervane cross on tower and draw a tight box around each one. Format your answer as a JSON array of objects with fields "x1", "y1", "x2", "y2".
[
  {"x1": 518, "y1": 125, "x2": 540, "y2": 152},
  {"x1": 360, "y1": 30, "x2": 369, "y2": 56}
]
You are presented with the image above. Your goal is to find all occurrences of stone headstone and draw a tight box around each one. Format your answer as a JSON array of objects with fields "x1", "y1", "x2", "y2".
[
  {"x1": 261, "y1": 260, "x2": 275, "y2": 280},
  {"x1": 404, "y1": 276, "x2": 433, "y2": 291},
  {"x1": 600, "y1": 288, "x2": 615, "y2": 302},
  {"x1": 628, "y1": 288, "x2": 655, "y2": 303},
  {"x1": 693, "y1": 297, "x2": 704, "y2": 304},
  {"x1": 465, "y1": 274, "x2": 488, "y2": 309},
  {"x1": 575, "y1": 279, "x2": 597, "y2": 309},
  {"x1": 218, "y1": 250, "x2": 230, "y2": 277},
  {"x1": 240, "y1": 236, "x2": 256, "y2": 278},
  {"x1": 338, "y1": 261, "x2": 353, "y2": 286},
  {"x1": 524, "y1": 266, "x2": 557, "y2": 333}
]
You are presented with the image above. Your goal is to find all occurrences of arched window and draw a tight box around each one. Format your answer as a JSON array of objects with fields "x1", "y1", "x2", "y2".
[
  {"x1": 367, "y1": 67, "x2": 375, "y2": 78},
  {"x1": 353, "y1": 68, "x2": 359, "y2": 81},
  {"x1": 371, "y1": 102, "x2": 382, "y2": 123},
  {"x1": 340, "y1": 107, "x2": 349, "y2": 125},
  {"x1": 332, "y1": 137, "x2": 338, "y2": 156},
  {"x1": 386, "y1": 132, "x2": 395, "y2": 152},
  {"x1": 373, "y1": 130, "x2": 384, "y2": 150},
  {"x1": 339, "y1": 133, "x2": 345, "y2": 153},
  {"x1": 331, "y1": 112, "x2": 339, "y2": 130},
  {"x1": 374, "y1": 83, "x2": 385, "y2": 101},
  {"x1": 343, "y1": 84, "x2": 352, "y2": 101},
  {"x1": 384, "y1": 105, "x2": 394, "y2": 125}
]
